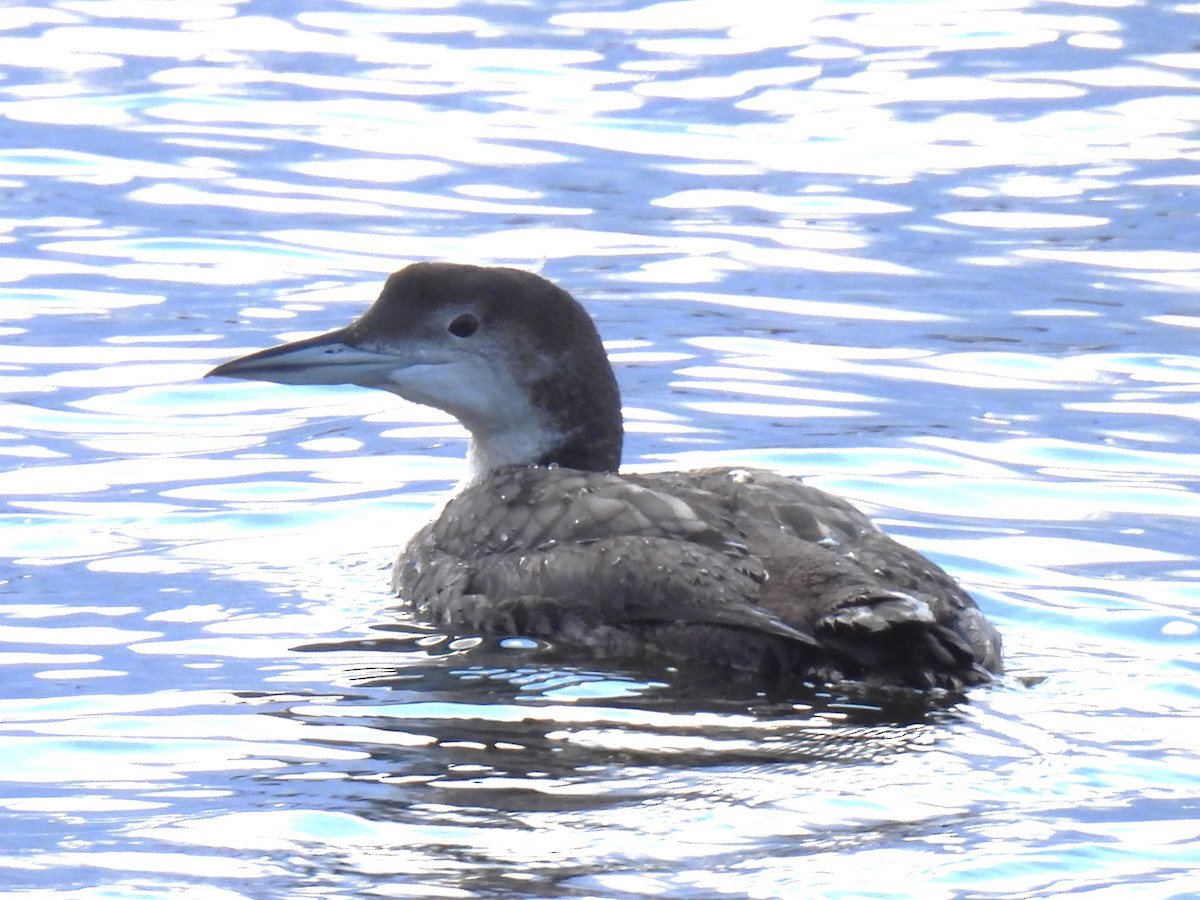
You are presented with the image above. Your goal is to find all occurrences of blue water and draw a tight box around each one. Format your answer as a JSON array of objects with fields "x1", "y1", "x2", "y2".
[{"x1": 3, "y1": 1, "x2": 1199, "y2": 897}]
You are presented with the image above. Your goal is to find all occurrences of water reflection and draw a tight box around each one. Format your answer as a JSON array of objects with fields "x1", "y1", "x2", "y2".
[{"x1": 3, "y1": 0, "x2": 1200, "y2": 896}]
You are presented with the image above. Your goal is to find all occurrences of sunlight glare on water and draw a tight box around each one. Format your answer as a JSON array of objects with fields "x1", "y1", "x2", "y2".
[{"x1": 2, "y1": 0, "x2": 1199, "y2": 897}]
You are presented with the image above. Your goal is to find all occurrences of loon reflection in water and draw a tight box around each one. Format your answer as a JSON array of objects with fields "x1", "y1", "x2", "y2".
[{"x1": 208, "y1": 263, "x2": 1003, "y2": 690}]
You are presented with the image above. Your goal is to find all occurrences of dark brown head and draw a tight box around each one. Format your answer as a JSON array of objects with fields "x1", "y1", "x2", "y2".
[{"x1": 208, "y1": 263, "x2": 624, "y2": 479}]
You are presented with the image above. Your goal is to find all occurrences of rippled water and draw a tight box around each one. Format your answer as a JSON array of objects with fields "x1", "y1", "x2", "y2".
[{"x1": 3, "y1": 1, "x2": 1199, "y2": 897}]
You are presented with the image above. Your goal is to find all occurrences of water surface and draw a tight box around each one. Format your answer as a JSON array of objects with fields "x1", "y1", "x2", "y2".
[{"x1": 2, "y1": 1, "x2": 1199, "y2": 897}]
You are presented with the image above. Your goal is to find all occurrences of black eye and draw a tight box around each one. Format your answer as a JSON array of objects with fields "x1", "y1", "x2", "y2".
[{"x1": 447, "y1": 313, "x2": 478, "y2": 338}]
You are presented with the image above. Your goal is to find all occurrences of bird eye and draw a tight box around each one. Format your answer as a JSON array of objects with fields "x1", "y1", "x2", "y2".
[{"x1": 447, "y1": 313, "x2": 479, "y2": 338}]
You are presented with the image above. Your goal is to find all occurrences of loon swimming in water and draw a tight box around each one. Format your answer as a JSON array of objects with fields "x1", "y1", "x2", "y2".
[{"x1": 208, "y1": 262, "x2": 1003, "y2": 690}]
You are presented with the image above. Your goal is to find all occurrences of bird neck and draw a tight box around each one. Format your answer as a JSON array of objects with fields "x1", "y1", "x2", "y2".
[{"x1": 463, "y1": 360, "x2": 624, "y2": 483}]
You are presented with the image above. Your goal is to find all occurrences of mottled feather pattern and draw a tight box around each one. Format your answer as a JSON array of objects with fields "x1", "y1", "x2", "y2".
[
  {"x1": 394, "y1": 465, "x2": 1001, "y2": 689},
  {"x1": 209, "y1": 262, "x2": 1001, "y2": 690}
]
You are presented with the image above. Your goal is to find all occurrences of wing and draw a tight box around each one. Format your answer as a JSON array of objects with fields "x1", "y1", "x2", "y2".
[
  {"x1": 396, "y1": 529, "x2": 824, "y2": 676},
  {"x1": 629, "y1": 467, "x2": 1003, "y2": 687},
  {"x1": 393, "y1": 467, "x2": 824, "y2": 673}
]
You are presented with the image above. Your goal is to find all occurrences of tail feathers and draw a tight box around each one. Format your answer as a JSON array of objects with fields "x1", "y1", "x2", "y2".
[{"x1": 818, "y1": 591, "x2": 992, "y2": 689}]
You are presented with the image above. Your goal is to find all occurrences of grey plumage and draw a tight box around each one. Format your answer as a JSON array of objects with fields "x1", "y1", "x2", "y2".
[
  {"x1": 395, "y1": 465, "x2": 1002, "y2": 689},
  {"x1": 208, "y1": 262, "x2": 1003, "y2": 691}
]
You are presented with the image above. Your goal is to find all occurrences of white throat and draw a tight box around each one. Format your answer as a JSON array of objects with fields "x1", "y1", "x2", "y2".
[
  {"x1": 463, "y1": 418, "x2": 566, "y2": 486},
  {"x1": 374, "y1": 350, "x2": 566, "y2": 484}
]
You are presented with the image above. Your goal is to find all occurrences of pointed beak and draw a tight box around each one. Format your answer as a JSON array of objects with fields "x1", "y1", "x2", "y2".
[{"x1": 206, "y1": 326, "x2": 399, "y2": 387}]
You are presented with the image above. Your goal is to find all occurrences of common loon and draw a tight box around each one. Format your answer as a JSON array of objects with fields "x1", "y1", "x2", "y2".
[{"x1": 208, "y1": 262, "x2": 1003, "y2": 690}]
